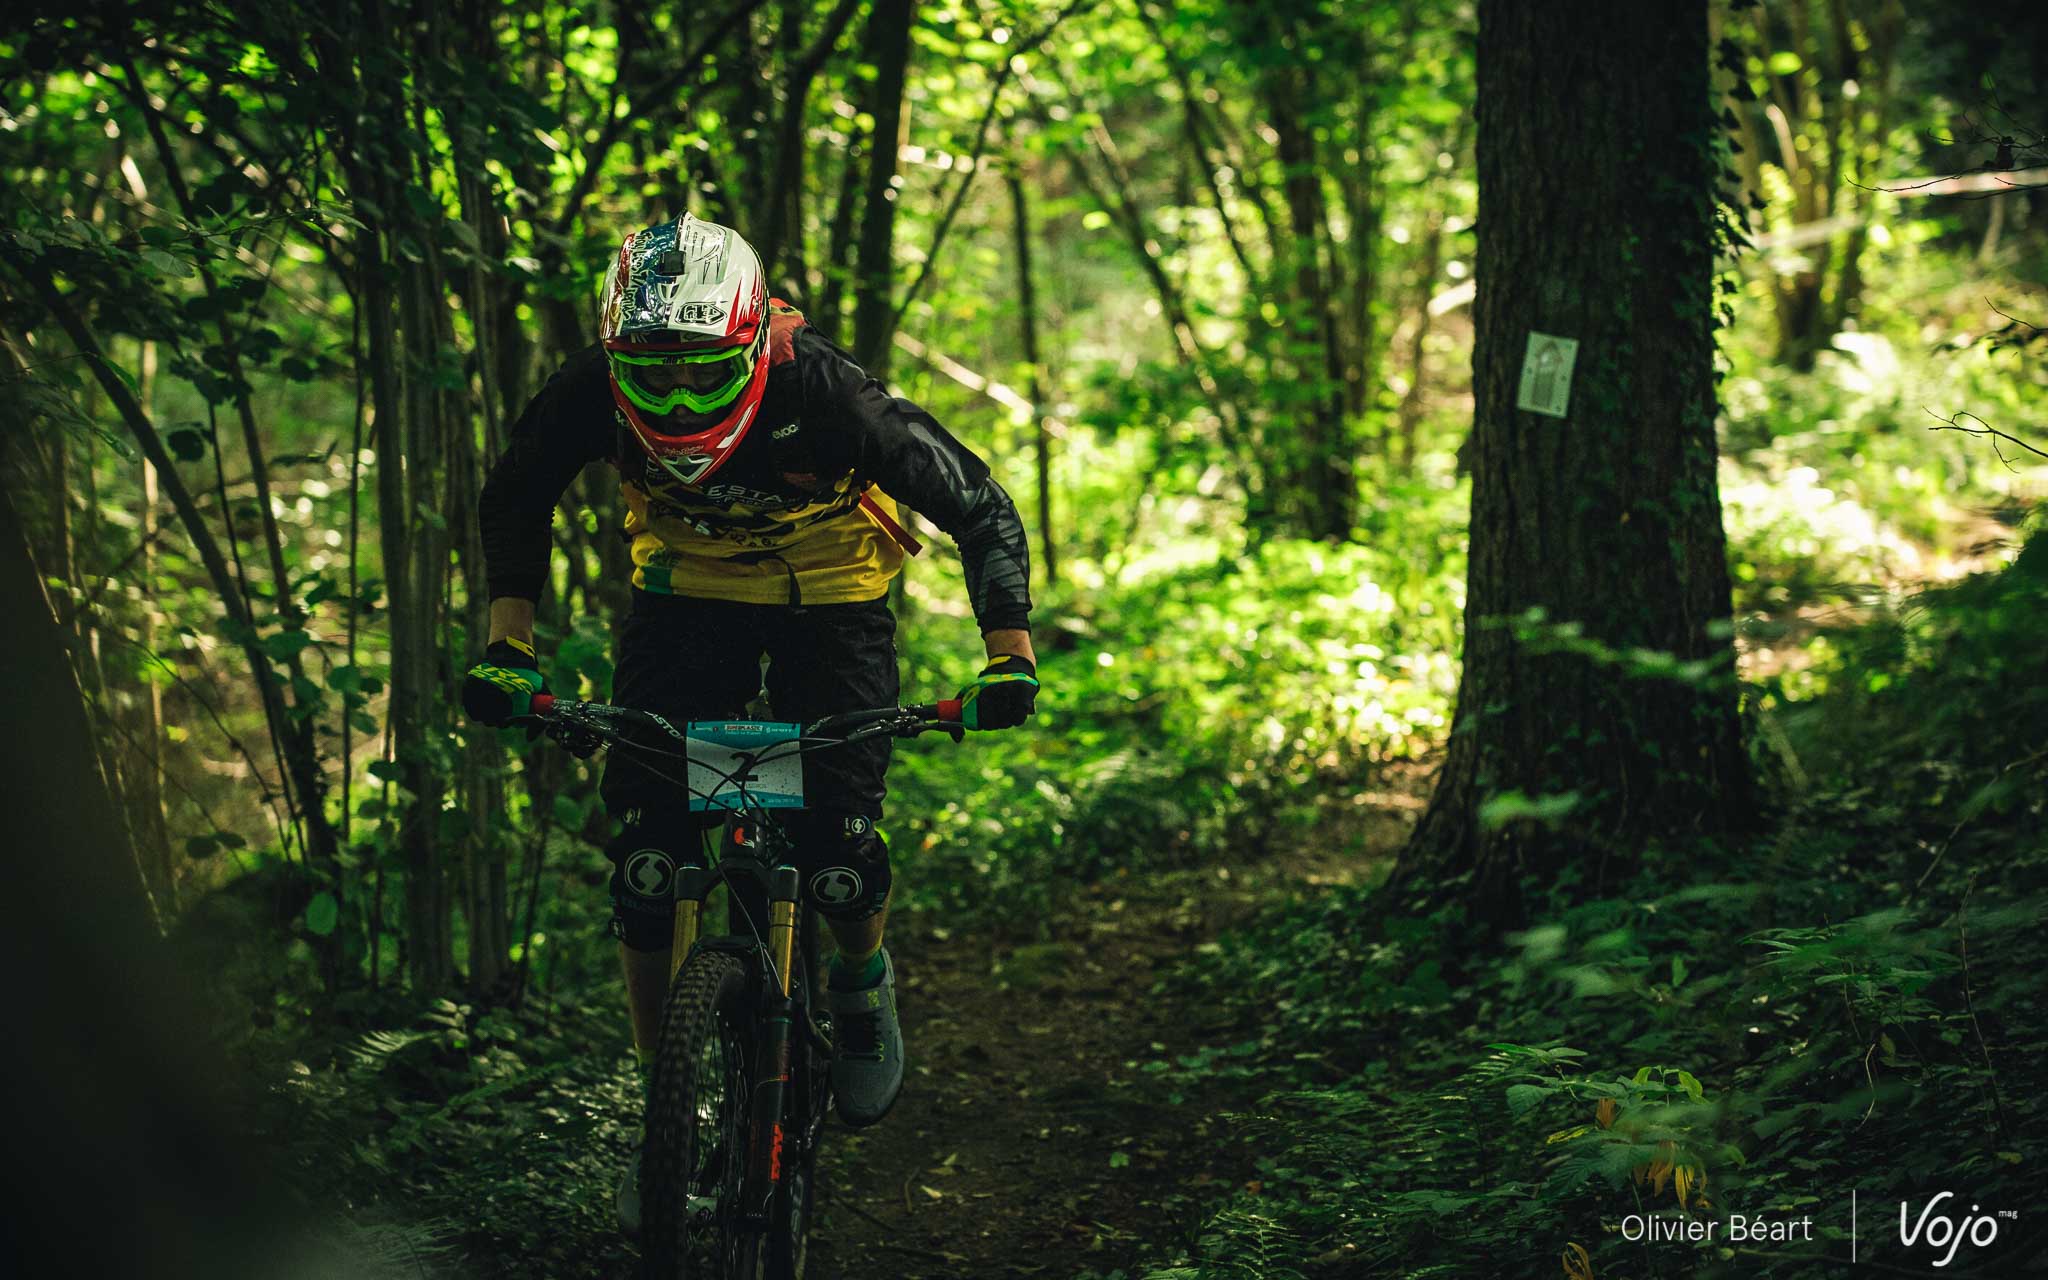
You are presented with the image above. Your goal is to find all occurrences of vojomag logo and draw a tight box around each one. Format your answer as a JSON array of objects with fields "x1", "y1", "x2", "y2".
[{"x1": 1898, "y1": 1192, "x2": 2014, "y2": 1268}]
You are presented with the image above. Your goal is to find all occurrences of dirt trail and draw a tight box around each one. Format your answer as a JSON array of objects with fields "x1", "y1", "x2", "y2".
[
  {"x1": 447, "y1": 783, "x2": 1419, "y2": 1278},
  {"x1": 803, "y1": 793, "x2": 1418, "y2": 1280}
]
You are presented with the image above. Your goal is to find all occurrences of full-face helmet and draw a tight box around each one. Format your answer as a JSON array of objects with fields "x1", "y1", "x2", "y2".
[{"x1": 598, "y1": 214, "x2": 769, "y2": 487}]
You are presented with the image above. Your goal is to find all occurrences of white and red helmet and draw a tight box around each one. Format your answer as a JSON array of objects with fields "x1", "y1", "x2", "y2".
[{"x1": 598, "y1": 214, "x2": 768, "y2": 487}]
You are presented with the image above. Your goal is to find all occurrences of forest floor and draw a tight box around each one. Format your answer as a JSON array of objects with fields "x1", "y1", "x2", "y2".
[
  {"x1": 805, "y1": 783, "x2": 1420, "y2": 1280},
  {"x1": 440, "y1": 769, "x2": 1427, "y2": 1280}
]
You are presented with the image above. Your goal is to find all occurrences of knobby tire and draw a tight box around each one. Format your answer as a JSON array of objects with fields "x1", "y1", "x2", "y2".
[
  {"x1": 642, "y1": 922, "x2": 829, "y2": 1280},
  {"x1": 642, "y1": 953, "x2": 756, "y2": 1280}
]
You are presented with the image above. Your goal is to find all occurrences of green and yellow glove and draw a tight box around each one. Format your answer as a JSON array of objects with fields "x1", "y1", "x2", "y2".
[
  {"x1": 957, "y1": 654, "x2": 1039, "y2": 731},
  {"x1": 462, "y1": 637, "x2": 547, "y2": 726}
]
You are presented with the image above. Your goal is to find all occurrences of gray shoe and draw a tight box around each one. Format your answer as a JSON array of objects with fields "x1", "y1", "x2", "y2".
[
  {"x1": 826, "y1": 948, "x2": 904, "y2": 1127},
  {"x1": 617, "y1": 1146, "x2": 642, "y2": 1238}
]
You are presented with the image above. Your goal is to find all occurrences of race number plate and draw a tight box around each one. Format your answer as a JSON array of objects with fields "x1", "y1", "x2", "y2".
[{"x1": 685, "y1": 721, "x2": 805, "y2": 811}]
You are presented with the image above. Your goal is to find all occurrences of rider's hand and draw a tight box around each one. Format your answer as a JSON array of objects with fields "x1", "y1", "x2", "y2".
[
  {"x1": 956, "y1": 654, "x2": 1038, "y2": 731},
  {"x1": 462, "y1": 637, "x2": 548, "y2": 726}
]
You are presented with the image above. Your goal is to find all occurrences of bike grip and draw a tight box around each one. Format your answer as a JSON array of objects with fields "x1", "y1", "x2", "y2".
[
  {"x1": 935, "y1": 698, "x2": 962, "y2": 723},
  {"x1": 529, "y1": 693, "x2": 556, "y2": 716}
]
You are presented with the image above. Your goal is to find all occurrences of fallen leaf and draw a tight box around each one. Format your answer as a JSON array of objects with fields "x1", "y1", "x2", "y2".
[{"x1": 1561, "y1": 1241, "x2": 1595, "y2": 1280}]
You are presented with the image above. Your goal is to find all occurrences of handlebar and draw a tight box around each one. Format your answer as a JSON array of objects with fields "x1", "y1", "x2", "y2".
[{"x1": 524, "y1": 693, "x2": 962, "y2": 740}]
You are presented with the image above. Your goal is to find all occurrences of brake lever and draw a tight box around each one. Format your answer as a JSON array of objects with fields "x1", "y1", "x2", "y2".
[{"x1": 527, "y1": 711, "x2": 603, "y2": 759}]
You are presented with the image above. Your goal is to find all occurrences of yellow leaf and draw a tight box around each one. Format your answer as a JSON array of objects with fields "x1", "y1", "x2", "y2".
[
  {"x1": 1595, "y1": 1098, "x2": 1617, "y2": 1130},
  {"x1": 1547, "y1": 1124, "x2": 1592, "y2": 1145},
  {"x1": 1675, "y1": 1164, "x2": 1692, "y2": 1208},
  {"x1": 1561, "y1": 1241, "x2": 1595, "y2": 1280},
  {"x1": 1646, "y1": 1159, "x2": 1673, "y2": 1196}
]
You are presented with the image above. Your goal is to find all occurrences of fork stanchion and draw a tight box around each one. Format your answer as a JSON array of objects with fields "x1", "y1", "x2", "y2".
[
  {"x1": 768, "y1": 865, "x2": 799, "y2": 998},
  {"x1": 747, "y1": 864, "x2": 804, "y2": 1205},
  {"x1": 670, "y1": 861, "x2": 713, "y2": 981}
]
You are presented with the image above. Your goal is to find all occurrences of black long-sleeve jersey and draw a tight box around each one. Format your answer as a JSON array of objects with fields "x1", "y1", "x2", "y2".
[{"x1": 478, "y1": 323, "x2": 1032, "y2": 633}]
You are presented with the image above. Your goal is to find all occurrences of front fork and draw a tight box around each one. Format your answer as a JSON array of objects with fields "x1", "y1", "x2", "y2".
[
  {"x1": 669, "y1": 854, "x2": 801, "y2": 1212},
  {"x1": 747, "y1": 865, "x2": 800, "y2": 1207}
]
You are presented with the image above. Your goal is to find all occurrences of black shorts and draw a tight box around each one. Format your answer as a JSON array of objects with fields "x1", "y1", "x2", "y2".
[{"x1": 599, "y1": 591, "x2": 899, "y2": 939}]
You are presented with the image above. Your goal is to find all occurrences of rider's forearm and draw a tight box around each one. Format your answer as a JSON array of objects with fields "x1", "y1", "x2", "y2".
[
  {"x1": 488, "y1": 596, "x2": 537, "y2": 649},
  {"x1": 479, "y1": 349, "x2": 613, "y2": 602},
  {"x1": 983, "y1": 628, "x2": 1035, "y2": 667}
]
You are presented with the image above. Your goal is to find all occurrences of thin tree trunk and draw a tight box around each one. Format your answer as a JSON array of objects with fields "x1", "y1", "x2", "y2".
[
  {"x1": 1826, "y1": 0, "x2": 1903, "y2": 333},
  {"x1": 1138, "y1": 2, "x2": 1262, "y2": 280},
  {"x1": 1066, "y1": 123, "x2": 1227, "y2": 418},
  {"x1": 135, "y1": 340, "x2": 175, "y2": 907},
  {"x1": 340, "y1": 17, "x2": 454, "y2": 989},
  {"x1": 760, "y1": 0, "x2": 865, "y2": 292},
  {"x1": 119, "y1": 63, "x2": 343, "y2": 959},
  {"x1": 850, "y1": 0, "x2": 913, "y2": 375},
  {"x1": 454, "y1": 122, "x2": 512, "y2": 995},
  {"x1": 396, "y1": 247, "x2": 455, "y2": 992},
  {"x1": 1007, "y1": 167, "x2": 1057, "y2": 589},
  {"x1": 11, "y1": 256, "x2": 316, "y2": 888},
  {"x1": 1263, "y1": 55, "x2": 1352, "y2": 539},
  {"x1": 1393, "y1": 210, "x2": 1446, "y2": 475}
]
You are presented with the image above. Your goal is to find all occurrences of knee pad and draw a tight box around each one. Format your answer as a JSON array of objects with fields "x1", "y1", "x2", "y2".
[
  {"x1": 789, "y1": 810, "x2": 892, "y2": 922},
  {"x1": 606, "y1": 806, "x2": 716, "y2": 951}
]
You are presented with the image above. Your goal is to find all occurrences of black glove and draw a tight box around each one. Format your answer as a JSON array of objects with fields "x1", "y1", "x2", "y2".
[
  {"x1": 956, "y1": 654, "x2": 1039, "y2": 731},
  {"x1": 461, "y1": 638, "x2": 548, "y2": 726}
]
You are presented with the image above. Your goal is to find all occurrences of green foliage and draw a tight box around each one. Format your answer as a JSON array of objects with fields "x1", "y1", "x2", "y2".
[
  {"x1": 889, "y1": 534, "x2": 1459, "y2": 925},
  {"x1": 263, "y1": 985, "x2": 639, "y2": 1273},
  {"x1": 1772, "y1": 523, "x2": 2048, "y2": 784},
  {"x1": 1719, "y1": 249, "x2": 2048, "y2": 616},
  {"x1": 1139, "y1": 546, "x2": 2048, "y2": 1278}
]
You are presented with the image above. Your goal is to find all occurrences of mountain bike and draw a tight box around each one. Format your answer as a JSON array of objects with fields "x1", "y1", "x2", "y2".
[{"x1": 525, "y1": 691, "x2": 962, "y2": 1280}]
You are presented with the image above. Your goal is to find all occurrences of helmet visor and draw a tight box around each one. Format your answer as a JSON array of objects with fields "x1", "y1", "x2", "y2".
[{"x1": 609, "y1": 343, "x2": 756, "y2": 416}]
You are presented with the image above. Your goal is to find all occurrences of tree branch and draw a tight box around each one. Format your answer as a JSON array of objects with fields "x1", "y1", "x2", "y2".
[
  {"x1": 879, "y1": 0, "x2": 1100, "y2": 346},
  {"x1": 550, "y1": 0, "x2": 773, "y2": 234},
  {"x1": 1926, "y1": 408, "x2": 2048, "y2": 471}
]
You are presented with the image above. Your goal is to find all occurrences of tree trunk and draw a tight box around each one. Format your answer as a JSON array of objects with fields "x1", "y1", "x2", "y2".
[
  {"x1": 396, "y1": 250, "x2": 456, "y2": 992},
  {"x1": 343, "y1": 25, "x2": 456, "y2": 990},
  {"x1": 134, "y1": 341, "x2": 175, "y2": 908},
  {"x1": 1260, "y1": 25, "x2": 1352, "y2": 540},
  {"x1": 1393, "y1": 209, "x2": 1446, "y2": 475},
  {"x1": 814, "y1": 119, "x2": 867, "y2": 337},
  {"x1": 1393, "y1": 0, "x2": 1752, "y2": 925},
  {"x1": 13, "y1": 257, "x2": 319, "y2": 889},
  {"x1": 119, "y1": 64, "x2": 344, "y2": 923},
  {"x1": 0, "y1": 483, "x2": 324, "y2": 1277},
  {"x1": 1007, "y1": 168, "x2": 1057, "y2": 590},
  {"x1": 760, "y1": 0, "x2": 865, "y2": 294},
  {"x1": 850, "y1": 0, "x2": 913, "y2": 375}
]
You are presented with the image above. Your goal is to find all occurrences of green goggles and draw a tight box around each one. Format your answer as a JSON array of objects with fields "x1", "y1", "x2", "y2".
[{"x1": 609, "y1": 342, "x2": 756, "y2": 416}]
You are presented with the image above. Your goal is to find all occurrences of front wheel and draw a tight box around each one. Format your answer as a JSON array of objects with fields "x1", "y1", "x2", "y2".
[{"x1": 642, "y1": 952, "x2": 757, "y2": 1279}]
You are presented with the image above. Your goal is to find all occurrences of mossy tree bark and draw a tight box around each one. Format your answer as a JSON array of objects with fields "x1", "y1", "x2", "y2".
[{"x1": 1393, "y1": 0, "x2": 1752, "y2": 924}]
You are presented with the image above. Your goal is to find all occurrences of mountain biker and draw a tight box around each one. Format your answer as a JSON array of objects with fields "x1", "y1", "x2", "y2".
[{"x1": 458, "y1": 214, "x2": 1038, "y2": 1235}]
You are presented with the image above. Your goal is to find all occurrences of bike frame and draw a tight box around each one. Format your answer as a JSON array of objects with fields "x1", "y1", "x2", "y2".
[{"x1": 527, "y1": 692, "x2": 960, "y2": 1244}]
